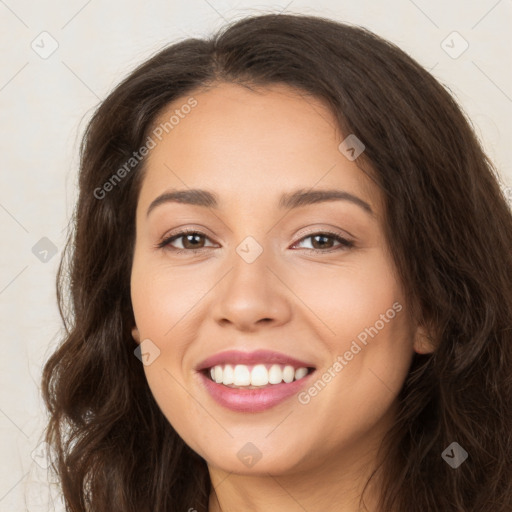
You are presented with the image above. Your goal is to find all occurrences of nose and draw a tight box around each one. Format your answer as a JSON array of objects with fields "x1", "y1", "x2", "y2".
[{"x1": 211, "y1": 247, "x2": 292, "y2": 332}]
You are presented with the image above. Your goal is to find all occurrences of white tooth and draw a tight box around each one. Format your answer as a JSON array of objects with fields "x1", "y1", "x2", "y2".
[
  {"x1": 294, "y1": 367, "x2": 308, "y2": 380},
  {"x1": 210, "y1": 367, "x2": 215, "y2": 380},
  {"x1": 214, "y1": 366, "x2": 223, "y2": 384},
  {"x1": 250, "y1": 364, "x2": 269, "y2": 386},
  {"x1": 268, "y1": 364, "x2": 284, "y2": 384},
  {"x1": 283, "y1": 365, "x2": 295, "y2": 383},
  {"x1": 222, "y1": 364, "x2": 234, "y2": 385},
  {"x1": 233, "y1": 365, "x2": 251, "y2": 386}
]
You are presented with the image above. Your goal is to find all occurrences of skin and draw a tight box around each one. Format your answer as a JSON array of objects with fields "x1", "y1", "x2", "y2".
[{"x1": 130, "y1": 82, "x2": 433, "y2": 512}]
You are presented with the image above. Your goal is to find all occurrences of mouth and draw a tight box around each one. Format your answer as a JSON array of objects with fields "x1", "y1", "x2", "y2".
[{"x1": 195, "y1": 350, "x2": 317, "y2": 412}]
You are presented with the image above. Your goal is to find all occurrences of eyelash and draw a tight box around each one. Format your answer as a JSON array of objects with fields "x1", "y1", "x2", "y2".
[{"x1": 156, "y1": 229, "x2": 355, "y2": 254}]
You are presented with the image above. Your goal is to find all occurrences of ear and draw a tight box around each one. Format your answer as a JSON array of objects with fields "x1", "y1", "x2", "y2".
[
  {"x1": 131, "y1": 326, "x2": 141, "y2": 344},
  {"x1": 412, "y1": 325, "x2": 436, "y2": 354}
]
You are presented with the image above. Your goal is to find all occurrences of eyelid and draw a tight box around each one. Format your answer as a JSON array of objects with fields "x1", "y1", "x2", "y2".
[
  {"x1": 293, "y1": 225, "x2": 355, "y2": 244},
  {"x1": 155, "y1": 223, "x2": 217, "y2": 243}
]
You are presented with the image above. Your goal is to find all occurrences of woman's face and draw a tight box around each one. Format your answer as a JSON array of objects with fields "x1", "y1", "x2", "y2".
[{"x1": 130, "y1": 82, "x2": 427, "y2": 476}]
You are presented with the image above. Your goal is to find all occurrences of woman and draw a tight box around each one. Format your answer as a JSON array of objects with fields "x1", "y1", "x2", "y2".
[{"x1": 42, "y1": 12, "x2": 512, "y2": 512}]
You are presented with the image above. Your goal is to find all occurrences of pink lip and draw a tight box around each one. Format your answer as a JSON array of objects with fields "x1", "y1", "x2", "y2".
[
  {"x1": 197, "y1": 369, "x2": 316, "y2": 412},
  {"x1": 195, "y1": 350, "x2": 317, "y2": 412},
  {"x1": 195, "y1": 349, "x2": 315, "y2": 371}
]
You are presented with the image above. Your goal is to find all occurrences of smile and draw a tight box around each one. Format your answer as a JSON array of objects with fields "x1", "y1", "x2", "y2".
[{"x1": 195, "y1": 349, "x2": 317, "y2": 412}]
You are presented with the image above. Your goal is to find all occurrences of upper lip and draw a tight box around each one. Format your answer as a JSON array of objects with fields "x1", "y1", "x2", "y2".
[{"x1": 195, "y1": 349, "x2": 316, "y2": 371}]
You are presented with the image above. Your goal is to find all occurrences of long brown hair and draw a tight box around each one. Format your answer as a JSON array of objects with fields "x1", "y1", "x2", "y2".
[{"x1": 42, "y1": 12, "x2": 512, "y2": 511}]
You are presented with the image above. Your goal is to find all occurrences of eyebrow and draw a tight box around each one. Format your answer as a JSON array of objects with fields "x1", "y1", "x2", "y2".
[{"x1": 146, "y1": 188, "x2": 374, "y2": 217}]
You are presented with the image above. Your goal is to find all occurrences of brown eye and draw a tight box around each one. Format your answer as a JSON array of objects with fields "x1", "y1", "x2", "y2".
[
  {"x1": 178, "y1": 233, "x2": 206, "y2": 249},
  {"x1": 157, "y1": 231, "x2": 214, "y2": 252},
  {"x1": 293, "y1": 232, "x2": 354, "y2": 252}
]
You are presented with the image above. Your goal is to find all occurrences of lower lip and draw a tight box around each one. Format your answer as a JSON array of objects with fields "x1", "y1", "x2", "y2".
[{"x1": 198, "y1": 370, "x2": 316, "y2": 412}]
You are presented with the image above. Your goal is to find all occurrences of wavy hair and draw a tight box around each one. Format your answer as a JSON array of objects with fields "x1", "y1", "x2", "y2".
[{"x1": 42, "y1": 12, "x2": 512, "y2": 512}]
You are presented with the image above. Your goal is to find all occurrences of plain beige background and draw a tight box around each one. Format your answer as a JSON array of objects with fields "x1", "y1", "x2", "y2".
[{"x1": 0, "y1": 0, "x2": 511, "y2": 510}]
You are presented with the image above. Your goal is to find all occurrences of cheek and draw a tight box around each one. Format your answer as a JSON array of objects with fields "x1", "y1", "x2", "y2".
[
  {"x1": 292, "y1": 253, "x2": 413, "y2": 412},
  {"x1": 130, "y1": 260, "x2": 203, "y2": 445},
  {"x1": 290, "y1": 250, "x2": 405, "y2": 346},
  {"x1": 131, "y1": 258, "x2": 209, "y2": 337}
]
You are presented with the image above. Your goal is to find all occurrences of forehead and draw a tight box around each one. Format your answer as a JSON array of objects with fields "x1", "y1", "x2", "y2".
[{"x1": 138, "y1": 82, "x2": 382, "y2": 215}]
